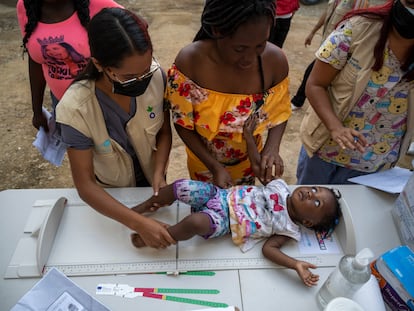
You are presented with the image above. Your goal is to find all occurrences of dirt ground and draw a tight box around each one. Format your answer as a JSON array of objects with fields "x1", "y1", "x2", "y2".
[{"x1": 0, "y1": 0, "x2": 329, "y2": 191}]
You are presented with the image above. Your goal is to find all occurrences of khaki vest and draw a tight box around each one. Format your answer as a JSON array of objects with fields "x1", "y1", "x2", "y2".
[
  {"x1": 322, "y1": 0, "x2": 369, "y2": 42},
  {"x1": 57, "y1": 69, "x2": 166, "y2": 186},
  {"x1": 300, "y1": 16, "x2": 414, "y2": 169}
]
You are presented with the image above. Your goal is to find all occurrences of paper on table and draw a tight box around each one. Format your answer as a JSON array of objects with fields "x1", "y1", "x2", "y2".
[
  {"x1": 32, "y1": 107, "x2": 67, "y2": 166},
  {"x1": 348, "y1": 167, "x2": 412, "y2": 194},
  {"x1": 298, "y1": 227, "x2": 341, "y2": 254},
  {"x1": 11, "y1": 267, "x2": 110, "y2": 311}
]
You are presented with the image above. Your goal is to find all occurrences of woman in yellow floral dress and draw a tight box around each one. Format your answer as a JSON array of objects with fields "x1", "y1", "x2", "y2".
[{"x1": 166, "y1": 0, "x2": 292, "y2": 188}]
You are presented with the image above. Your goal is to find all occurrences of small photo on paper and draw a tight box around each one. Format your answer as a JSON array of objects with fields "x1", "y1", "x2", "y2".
[{"x1": 46, "y1": 292, "x2": 85, "y2": 311}]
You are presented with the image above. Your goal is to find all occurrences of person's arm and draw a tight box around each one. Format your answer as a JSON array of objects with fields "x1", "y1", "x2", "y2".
[
  {"x1": 174, "y1": 124, "x2": 233, "y2": 188},
  {"x1": 262, "y1": 234, "x2": 319, "y2": 287},
  {"x1": 305, "y1": 10, "x2": 327, "y2": 46},
  {"x1": 243, "y1": 114, "x2": 265, "y2": 185},
  {"x1": 305, "y1": 59, "x2": 367, "y2": 152},
  {"x1": 28, "y1": 56, "x2": 49, "y2": 131},
  {"x1": 257, "y1": 44, "x2": 289, "y2": 184},
  {"x1": 66, "y1": 147, "x2": 176, "y2": 249},
  {"x1": 152, "y1": 110, "x2": 172, "y2": 195}
]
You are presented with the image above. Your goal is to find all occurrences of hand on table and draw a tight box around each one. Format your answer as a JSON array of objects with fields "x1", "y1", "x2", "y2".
[{"x1": 295, "y1": 260, "x2": 319, "y2": 287}]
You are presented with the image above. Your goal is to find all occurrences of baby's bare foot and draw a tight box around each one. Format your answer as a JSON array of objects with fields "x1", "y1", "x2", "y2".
[{"x1": 130, "y1": 233, "x2": 146, "y2": 248}]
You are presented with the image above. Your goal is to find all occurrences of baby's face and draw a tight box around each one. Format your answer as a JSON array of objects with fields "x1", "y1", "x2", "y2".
[{"x1": 289, "y1": 186, "x2": 335, "y2": 226}]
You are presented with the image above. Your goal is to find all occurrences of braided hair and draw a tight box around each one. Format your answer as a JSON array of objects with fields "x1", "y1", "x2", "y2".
[
  {"x1": 314, "y1": 188, "x2": 342, "y2": 238},
  {"x1": 21, "y1": 0, "x2": 90, "y2": 53},
  {"x1": 194, "y1": 0, "x2": 276, "y2": 41}
]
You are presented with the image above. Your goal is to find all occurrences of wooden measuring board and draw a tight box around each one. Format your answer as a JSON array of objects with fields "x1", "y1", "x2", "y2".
[{"x1": 5, "y1": 191, "x2": 356, "y2": 278}]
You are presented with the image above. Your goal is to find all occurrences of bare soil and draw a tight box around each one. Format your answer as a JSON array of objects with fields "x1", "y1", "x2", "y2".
[{"x1": 0, "y1": 0, "x2": 329, "y2": 190}]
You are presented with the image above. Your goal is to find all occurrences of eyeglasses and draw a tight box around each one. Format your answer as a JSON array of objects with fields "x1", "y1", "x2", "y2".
[{"x1": 112, "y1": 58, "x2": 160, "y2": 85}]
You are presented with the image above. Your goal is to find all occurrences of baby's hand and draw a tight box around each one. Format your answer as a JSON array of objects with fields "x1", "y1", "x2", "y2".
[
  {"x1": 243, "y1": 114, "x2": 258, "y2": 138},
  {"x1": 295, "y1": 260, "x2": 319, "y2": 287}
]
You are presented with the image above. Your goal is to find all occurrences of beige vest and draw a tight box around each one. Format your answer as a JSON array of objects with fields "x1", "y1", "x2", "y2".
[
  {"x1": 322, "y1": 0, "x2": 369, "y2": 42},
  {"x1": 57, "y1": 69, "x2": 166, "y2": 187},
  {"x1": 300, "y1": 16, "x2": 414, "y2": 169}
]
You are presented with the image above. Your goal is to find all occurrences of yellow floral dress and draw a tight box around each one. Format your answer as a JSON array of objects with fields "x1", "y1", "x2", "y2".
[{"x1": 166, "y1": 64, "x2": 291, "y2": 184}]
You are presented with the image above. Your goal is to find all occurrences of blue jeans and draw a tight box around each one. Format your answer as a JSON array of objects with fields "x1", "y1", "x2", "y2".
[{"x1": 296, "y1": 146, "x2": 371, "y2": 184}]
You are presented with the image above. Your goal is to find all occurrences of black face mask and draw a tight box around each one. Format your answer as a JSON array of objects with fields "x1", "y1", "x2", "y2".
[
  {"x1": 111, "y1": 75, "x2": 152, "y2": 97},
  {"x1": 391, "y1": 0, "x2": 414, "y2": 39}
]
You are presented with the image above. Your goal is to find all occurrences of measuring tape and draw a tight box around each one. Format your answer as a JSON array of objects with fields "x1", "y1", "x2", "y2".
[
  {"x1": 43, "y1": 255, "x2": 331, "y2": 277},
  {"x1": 177, "y1": 256, "x2": 325, "y2": 270},
  {"x1": 43, "y1": 261, "x2": 176, "y2": 276}
]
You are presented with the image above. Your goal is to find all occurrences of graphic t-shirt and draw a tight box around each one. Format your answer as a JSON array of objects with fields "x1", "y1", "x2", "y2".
[{"x1": 16, "y1": 0, "x2": 122, "y2": 100}]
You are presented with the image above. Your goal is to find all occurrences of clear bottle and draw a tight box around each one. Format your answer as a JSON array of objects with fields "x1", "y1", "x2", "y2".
[{"x1": 317, "y1": 248, "x2": 374, "y2": 310}]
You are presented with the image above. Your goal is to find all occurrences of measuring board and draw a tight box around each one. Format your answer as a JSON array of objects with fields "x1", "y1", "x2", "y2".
[{"x1": 6, "y1": 194, "x2": 356, "y2": 278}]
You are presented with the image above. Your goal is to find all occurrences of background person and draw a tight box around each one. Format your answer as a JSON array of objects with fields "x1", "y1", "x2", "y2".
[
  {"x1": 166, "y1": 0, "x2": 291, "y2": 189},
  {"x1": 290, "y1": 0, "x2": 369, "y2": 110},
  {"x1": 56, "y1": 8, "x2": 175, "y2": 249},
  {"x1": 16, "y1": 0, "x2": 122, "y2": 132},
  {"x1": 268, "y1": 0, "x2": 300, "y2": 48},
  {"x1": 297, "y1": 0, "x2": 414, "y2": 184}
]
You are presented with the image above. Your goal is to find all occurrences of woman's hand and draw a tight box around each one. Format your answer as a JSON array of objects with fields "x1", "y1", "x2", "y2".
[
  {"x1": 295, "y1": 260, "x2": 319, "y2": 287},
  {"x1": 259, "y1": 151, "x2": 284, "y2": 184},
  {"x1": 330, "y1": 126, "x2": 367, "y2": 153},
  {"x1": 33, "y1": 111, "x2": 49, "y2": 132},
  {"x1": 135, "y1": 217, "x2": 176, "y2": 249}
]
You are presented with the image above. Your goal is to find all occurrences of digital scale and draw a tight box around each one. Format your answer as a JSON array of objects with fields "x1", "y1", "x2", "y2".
[{"x1": 5, "y1": 194, "x2": 356, "y2": 279}]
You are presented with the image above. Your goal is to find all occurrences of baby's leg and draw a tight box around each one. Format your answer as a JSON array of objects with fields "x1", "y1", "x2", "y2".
[
  {"x1": 168, "y1": 213, "x2": 212, "y2": 241},
  {"x1": 132, "y1": 183, "x2": 176, "y2": 214},
  {"x1": 130, "y1": 213, "x2": 212, "y2": 248}
]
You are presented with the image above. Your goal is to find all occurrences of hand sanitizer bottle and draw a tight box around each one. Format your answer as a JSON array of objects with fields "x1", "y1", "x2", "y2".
[{"x1": 317, "y1": 248, "x2": 374, "y2": 310}]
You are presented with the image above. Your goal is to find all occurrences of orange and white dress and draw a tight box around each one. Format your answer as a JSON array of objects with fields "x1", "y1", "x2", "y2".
[{"x1": 166, "y1": 64, "x2": 291, "y2": 184}]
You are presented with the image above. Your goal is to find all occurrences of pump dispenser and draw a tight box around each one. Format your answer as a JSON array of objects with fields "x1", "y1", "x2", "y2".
[{"x1": 317, "y1": 248, "x2": 374, "y2": 309}]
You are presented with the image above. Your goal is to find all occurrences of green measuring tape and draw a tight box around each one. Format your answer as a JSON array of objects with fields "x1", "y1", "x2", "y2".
[
  {"x1": 164, "y1": 295, "x2": 229, "y2": 308},
  {"x1": 154, "y1": 288, "x2": 219, "y2": 294}
]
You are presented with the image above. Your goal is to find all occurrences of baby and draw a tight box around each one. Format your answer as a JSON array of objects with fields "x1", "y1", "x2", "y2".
[{"x1": 131, "y1": 178, "x2": 342, "y2": 287}]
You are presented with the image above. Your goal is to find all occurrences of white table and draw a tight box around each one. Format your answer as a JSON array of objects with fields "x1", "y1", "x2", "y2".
[{"x1": 0, "y1": 186, "x2": 401, "y2": 311}]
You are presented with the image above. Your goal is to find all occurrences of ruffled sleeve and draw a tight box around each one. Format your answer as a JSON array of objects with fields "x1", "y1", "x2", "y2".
[{"x1": 166, "y1": 64, "x2": 291, "y2": 143}]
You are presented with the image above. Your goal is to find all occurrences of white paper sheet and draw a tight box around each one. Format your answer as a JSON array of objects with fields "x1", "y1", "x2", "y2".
[
  {"x1": 348, "y1": 167, "x2": 413, "y2": 194},
  {"x1": 298, "y1": 227, "x2": 341, "y2": 254},
  {"x1": 32, "y1": 107, "x2": 67, "y2": 166},
  {"x1": 10, "y1": 268, "x2": 110, "y2": 311}
]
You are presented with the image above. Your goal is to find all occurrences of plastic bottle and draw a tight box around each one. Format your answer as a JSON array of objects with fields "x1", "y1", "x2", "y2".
[{"x1": 317, "y1": 248, "x2": 374, "y2": 310}]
